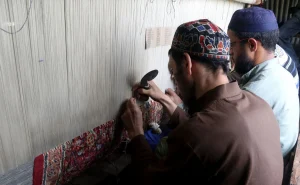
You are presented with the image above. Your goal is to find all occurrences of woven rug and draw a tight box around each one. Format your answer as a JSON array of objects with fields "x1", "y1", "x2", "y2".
[{"x1": 33, "y1": 100, "x2": 166, "y2": 185}]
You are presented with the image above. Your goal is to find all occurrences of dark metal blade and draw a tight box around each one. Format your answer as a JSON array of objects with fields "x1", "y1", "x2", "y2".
[{"x1": 140, "y1": 69, "x2": 159, "y2": 89}]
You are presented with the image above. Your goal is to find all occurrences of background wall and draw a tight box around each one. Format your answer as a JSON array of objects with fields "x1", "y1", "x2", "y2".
[
  {"x1": 0, "y1": 0, "x2": 243, "y2": 174},
  {"x1": 264, "y1": 0, "x2": 300, "y2": 47}
]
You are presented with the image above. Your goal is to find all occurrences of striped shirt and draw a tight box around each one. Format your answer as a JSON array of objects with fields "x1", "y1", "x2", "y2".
[
  {"x1": 275, "y1": 44, "x2": 299, "y2": 90},
  {"x1": 240, "y1": 58, "x2": 299, "y2": 156}
]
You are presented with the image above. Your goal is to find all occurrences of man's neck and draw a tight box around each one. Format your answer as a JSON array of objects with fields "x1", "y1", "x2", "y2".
[
  {"x1": 194, "y1": 71, "x2": 229, "y2": 100},
  {"x1": 254, "y1": 50, "x2": 275, "y2": 66}
]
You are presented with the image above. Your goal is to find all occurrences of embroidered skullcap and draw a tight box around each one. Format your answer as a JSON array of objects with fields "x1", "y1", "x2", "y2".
[
  {"x1": 228, "y1": 7, "x2": 278, "y2": 32},
  {"x1": 171, "y1": 19, "x2": 230, "y2": 61}
]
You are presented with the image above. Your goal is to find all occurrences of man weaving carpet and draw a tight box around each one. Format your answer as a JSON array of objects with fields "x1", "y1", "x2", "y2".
[{"x1": 121, "y1": 19, "x2": 283, "y2": 185}]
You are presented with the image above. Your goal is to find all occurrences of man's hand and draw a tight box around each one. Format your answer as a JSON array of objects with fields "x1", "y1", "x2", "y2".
[
  {"x1": 121, "y1": 98, "x2": 144, "y2": 139},
  {"x1": 133, "y1": 81, "x2": 166, "y2": 102},
  {"x1": 132, "y1": 81, "x2": 179, "y2": 116},
  {"x1": 165, "y1": 88, "x2": 183, "y2": 105}
]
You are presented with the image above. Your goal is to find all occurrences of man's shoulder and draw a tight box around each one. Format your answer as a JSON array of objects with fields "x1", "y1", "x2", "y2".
[
  {"x1": 240, "y1": 89, "x2": 270, "y2": 105},
  {"x1": 275, "y1": 44, "x2": 288, "y2": 65},
  {"x1": 182, "y1": 93, "x2": 272, "y2": 130},
  {"x1": 242, "y1": 62, "x2": 295, "y2": 92}
]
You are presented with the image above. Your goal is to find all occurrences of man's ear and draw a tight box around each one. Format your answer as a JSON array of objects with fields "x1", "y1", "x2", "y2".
[
  {"x1": 183, "y1": 53, "x2": 193, "y2": 75},
  {"x1": 248, "y1": 38, "x2": 258, "y2": 52}
]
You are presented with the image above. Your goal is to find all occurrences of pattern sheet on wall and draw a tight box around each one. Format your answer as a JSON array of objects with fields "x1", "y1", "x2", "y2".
[{"x1": 0, "y1": 0, "x2": 243, "y2": 174}]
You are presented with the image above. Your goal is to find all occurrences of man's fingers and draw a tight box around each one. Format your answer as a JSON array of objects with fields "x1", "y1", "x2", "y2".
[
  {"x1": 126, "y1": 98, "x2": 133, "y2": 108},
  {"x1": 131, "y1": 97, "x2": 136, "y2": 105},
  {"x1": 121, "y1": 112, "x2": 130, "y2": 129},
  {"x1": 121, "y1": 112, "x2": 126, "y2": 123},
  {"x1": 138, "y1": 88, "x2": 149, "y2": 95},
  {"x1": 126, "y1": 97, "x2": 137, "y2": 109},
  {"x1": 147, "y1": 80, "x2": 156, "y2": 87},
  {"x1": 165, "y1": 88, "x2": 175, "y2": 95},
  {"x1": 132, "y1": 83, "x2": 141, "y2": 91}
]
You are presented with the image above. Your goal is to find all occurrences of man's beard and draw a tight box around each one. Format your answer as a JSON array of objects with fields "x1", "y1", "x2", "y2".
[
  {"x1": 174, "y1": 68, "x2": 197, "y2": 114},
  {"x1": 179, "y1": 83, "x2": 197, "y2": 115},
  {"x1": 234, "y1": 52, "x2": 255, "y2": 76}
]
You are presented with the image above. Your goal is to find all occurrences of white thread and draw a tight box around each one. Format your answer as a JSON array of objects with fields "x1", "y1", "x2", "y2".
[
  {"x1": 149, "y1": 122, "x2": 162, "y2": 134},
  {"x1": 0, "y1": 0, "x2": 34, "y2": 34}
]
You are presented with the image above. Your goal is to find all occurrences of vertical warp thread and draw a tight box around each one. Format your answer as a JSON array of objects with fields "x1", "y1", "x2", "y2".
[
  {"x1": 0, "y1": 0, "x2": 34, "y2": 34},
  {"x1": 140, "y1": 0, "x2": 179, "y2": 35}
]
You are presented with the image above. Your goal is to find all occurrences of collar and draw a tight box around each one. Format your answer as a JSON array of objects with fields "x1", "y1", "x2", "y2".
[
  {"x1": 240, "y1": 58, "x2": 277, "y2": 86},
  {"x1": 189, "y1": 81, "x2": 241, "y2": 113}
]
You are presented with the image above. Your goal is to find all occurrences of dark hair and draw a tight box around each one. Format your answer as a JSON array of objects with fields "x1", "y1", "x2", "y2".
[
  {"x1": 233, "y1": 29, "x2": 279, "y2": 52},
  {"x1": 168, "y1": 48, "x2": 229, "y2": 73}
]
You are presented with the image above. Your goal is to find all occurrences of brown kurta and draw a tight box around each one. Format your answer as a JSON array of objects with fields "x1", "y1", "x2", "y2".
[{"x1": 129, "y1": 82, "x2": 283, "y2": 185}]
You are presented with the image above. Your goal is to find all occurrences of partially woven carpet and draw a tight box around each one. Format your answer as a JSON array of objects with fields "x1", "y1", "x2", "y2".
[{"x1": 33, "y1": 100, "x2": 165, "y2": 185}]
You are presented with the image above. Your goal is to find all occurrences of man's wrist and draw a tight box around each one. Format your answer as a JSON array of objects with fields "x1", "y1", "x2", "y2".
[
  {"x1": 158, "y1": 94, "x2": 177, "y2": 116},
  {"x1": 158, "y1": 94, "x2": 170, "y2": 106},
  {"x1": 128, "y1": 129, "x2": 144, "y2": 139}
]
